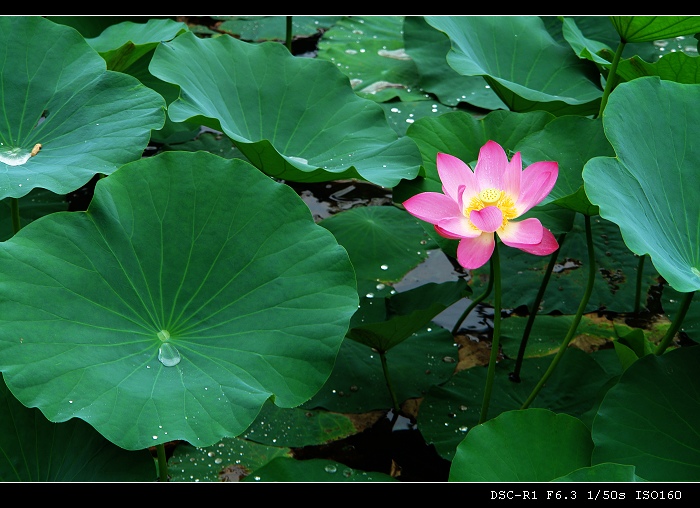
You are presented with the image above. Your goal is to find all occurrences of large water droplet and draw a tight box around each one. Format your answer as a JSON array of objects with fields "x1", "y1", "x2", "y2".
[
  {"x1": 158, "y1": 342, "x2": 181, "y2": 367},
  {"x1": 0, "y1": 146, "x2": 32, "y2": 166}
]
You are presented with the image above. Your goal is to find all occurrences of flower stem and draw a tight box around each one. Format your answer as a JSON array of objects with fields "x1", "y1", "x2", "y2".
[
  {"x1": 10, "y1": 198, "x2": 21, "y2": 234},
  {"x1": 597, "y1": 41, "x2": 626, "y2": 118},
  {"x1": 451, "y1": 256, "x2": 494, "y2": 336},
  {"x1": 379, "y1": 350, "x2": 401, "y2": 414},
  {"x1": 479, "y1": 240, "x2": 501, "y2": 424},
  {"x1": 156, "y1": 443, "x2": 169, "y2": 482},
  {"x1": 520, "y1": 215, "x2": 596, "y2": 409},
  {"x1": 655, "y1": 290, "x2": 694, "y2": 355},
  {"x1": 509, "y1": 233, "x2": 566, "y2": 383}
]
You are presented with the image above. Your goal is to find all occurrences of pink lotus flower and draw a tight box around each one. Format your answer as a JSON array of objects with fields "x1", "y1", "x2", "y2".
[{"x1": 403, "y1": 140, "x2": 559, "y2": 270}]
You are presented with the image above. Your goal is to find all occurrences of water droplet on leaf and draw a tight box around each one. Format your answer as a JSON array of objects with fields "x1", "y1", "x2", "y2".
[{"x1": 158, "y1": 342, "x2": 181, "y2": 367}]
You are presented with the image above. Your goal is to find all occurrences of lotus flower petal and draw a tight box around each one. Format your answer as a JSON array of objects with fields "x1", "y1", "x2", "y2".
[
  {"x1": 498, "y1": 217, "x2": 545, "y2": 246},
  {"x1": 437, "y1": 152, "x2": 479, "y2": 203},
  {"x1": 503, "y1": 151, "x2": 522, "y2": 200},
  {"x1": 515, "y1": 161, "x2": 559, "y2": 215},
  {"x1": 505, "y1": 227, "x2": 559, "y2": 256},
  {"x1": 474, "y1": 140, "x2": 509, "y2": 190},
  {"x1": 437, "y1": 216, "x2": 481, "y2": 238},
  {"x1": 456, "y1": 233, "x2": 495, "y2": 270},
  {"x1": 470, "y1": 206, "x2": 503, "y2": 233},
  {"x1": 403, "y1": 192, "x2": 461, "y2": 224}
]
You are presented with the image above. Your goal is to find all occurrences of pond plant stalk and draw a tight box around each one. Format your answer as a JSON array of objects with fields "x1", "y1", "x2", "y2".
[
  {"x1": 479, "y1": 239, "x2": 501, "y2": 423},
  {"x1": 520, "y1": 214, "x2": 596, "y2": 409},
  {"x1": 451, "y1": 256, "x2": 494, "y2": 336},
  {"x1": 509, "y1": 232, "x2": 567, "y2": 383},
  {"x1": 654, "y1": 289, "x2": 695, "y2": 355},
  {"x1": 156, "y1": 443, "x2": 168, "y2": 482},
  {"x1": 379, "y1": 349, "x2": 402, "y2": 415}
]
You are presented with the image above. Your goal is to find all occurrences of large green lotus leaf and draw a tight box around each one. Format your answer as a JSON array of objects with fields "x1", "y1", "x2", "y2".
[
  {"x1": 449, "y1": 408, "x2": 593, "y2": 481},
  {"x1": 419, "y1": 350, "x2": 616, "y2": 460},
  {"x1": 515, "y1": 115, "x2": 614, "y2": 215},
  {"x1": 610, "y1": 16, "x2": 700, "y2": 43},
  {"x1": 0, "y1": 375, "x2": 155, "y2": 481},
  {"x1": 304, "y1": 324, "x2": 457, "y2": 413},
  {"x1": 316, "y1": 16, "x2": 424, "y2": 103},
  {"x1": 149, "y1": 31, "x2": 421, "y2": 188},
  {"x1": 395, "y1": 109, "x2": 556, "y2": 202},
  {"x1": 403, "y1": 16, "x2": 508, "y2": 110},
  {"x1": 583, "y1": 77, "x2": 700, "y2": 293},
  {"x1": 0, "y1": 16, "x2": 166, "y2": 200},
  {"x1": 591, "y1": 345, "x2": 700, "y2": 481},
  {"x1": 424, "y1": 16, "x2": 603, "y2": 116},
  {"x1": 242, "y1": 457, "x2": 396, "y2": 482},
  {"x1": 379, "y1": 100, "x2": 458, "y2": 137},
  {"x1": 0, "y1": 151, "x2": 358, "y2": 451},
  {"x1": 86, "y1": 18, "x2": 189, "y2": 73},
  {"x1": 319, "y1": 205, "x2": 432, "y2": 297}
]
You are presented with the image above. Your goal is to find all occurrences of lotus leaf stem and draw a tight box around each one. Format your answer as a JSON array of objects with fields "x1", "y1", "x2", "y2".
[
  {"x1": 156, "y1": 443, "x2": 168, "y2": 482},
  {"x1": 598, "y1": 41, "x2": 626, "y2": 117},
  {"x1": 520, "y1": 214, "x2": 595, "y2": 409},
  {"x1": 655, "y1": 290, "x2": 694, "y2": 355},
  {"x1": 451, "y1": 256, "x2": 494, "y2": 336},
  {"x1": 510, "y1": 232, "x2": 567, "y2": 383},
  {"x1": 285, "y1": 16, "x2": 293, "y2": 52},
  {"x1": 479, "y1": 240, "x2": 502, "y2": 424},
  {"x1": 379, "y1": 350, "x2": 401, "y2": 414}
]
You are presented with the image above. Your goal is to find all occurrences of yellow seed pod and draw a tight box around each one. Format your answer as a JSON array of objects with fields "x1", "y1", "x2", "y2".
[{"x1": 478, "y1": 187, "x2": 501, "y2": 204}]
